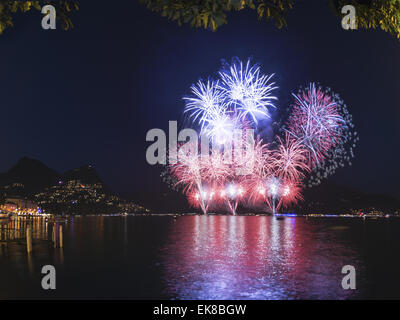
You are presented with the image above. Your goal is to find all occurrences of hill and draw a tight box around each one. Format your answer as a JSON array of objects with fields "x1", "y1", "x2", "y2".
[
  {"x1": 0, "y1": 157, "x2": 148, "y2": 215},
  {"x1": 298, "y1": 180, "x2": 400, "y2": 214},
  {"x1": 0, "y1": 157, "x2": 59, "y2": 196}
]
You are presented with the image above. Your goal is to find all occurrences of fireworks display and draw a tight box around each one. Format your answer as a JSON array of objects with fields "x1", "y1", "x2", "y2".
[
  {"x1": 163, "y1": 59, "x2": 357, "y2": 214},
  {"x1": 183, "y1": 59, "x2": 277, "y2": 145},
  {"x1": 285, "y1": 83, "x2": 359, "y2": 187}
]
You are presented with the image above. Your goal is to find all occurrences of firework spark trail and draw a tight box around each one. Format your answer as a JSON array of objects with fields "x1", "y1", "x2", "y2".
[
  {"x1": 184, "y1": 79, "x2": 240, "y2": 144},
  {"x1": 183, "y1": 80, "x2": 226, "y2": 130},
  {"x1": 242, "y1": 132, "x2": 308, "y2": 214},
  {"x1": 277, "y1": 182, "x2": 303, "y2": 210},
  {"x1": 286, "y1": 83, "x2": 345, "y2": 165},
  {"x1": 218, "y1": 59, "x2": 278, "y2": 125},
  {"x1": 183, "y1": 59, "x2": 278, "y2": 145},
  {"x1": 201, "y1": 148, "x2": 232, "y2": 184},
  {"x1": 271, "y1": 133, "x2": 311, "y2": 183},
  {"x1": 286, "y1": 82, "x2": 358, "y2": 187},
  {"x1": 169, "y1": 142, "x2": 200, "y2": 193},
  {"x1": 169, "y1": 142, "x2": 209, "y2": 213}
]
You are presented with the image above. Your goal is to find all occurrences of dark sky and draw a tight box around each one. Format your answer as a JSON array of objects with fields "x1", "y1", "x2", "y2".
[{"x1": 0, "y1": 0, "x2": 399, "y2": 199}]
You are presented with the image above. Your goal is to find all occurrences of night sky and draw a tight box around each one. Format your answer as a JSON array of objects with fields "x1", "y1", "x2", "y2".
[{"x1": 0, "y1": 0, "x2": 399, "y2": 201}]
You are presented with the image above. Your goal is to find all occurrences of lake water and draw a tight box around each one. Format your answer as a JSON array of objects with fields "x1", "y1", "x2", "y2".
[{"x1": 1, "y1": 215, "x2": 400, "y2": 299}]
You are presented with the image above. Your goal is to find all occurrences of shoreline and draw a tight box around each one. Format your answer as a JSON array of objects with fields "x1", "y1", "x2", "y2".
[{"x1": 17, "y1": 213, "x2": 399, "y2": 219}]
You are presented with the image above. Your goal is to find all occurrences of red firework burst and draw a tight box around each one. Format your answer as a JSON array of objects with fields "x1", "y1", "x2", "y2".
[{"x1": 286, "y1": 83, "x2": 346, "y2": 165}]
